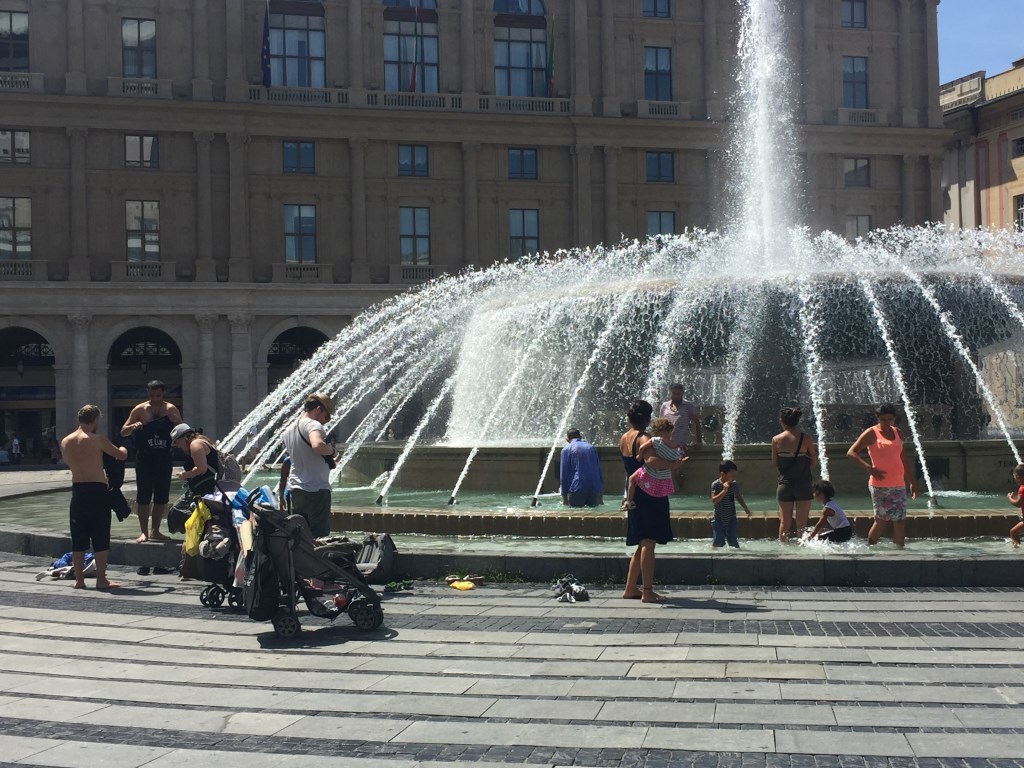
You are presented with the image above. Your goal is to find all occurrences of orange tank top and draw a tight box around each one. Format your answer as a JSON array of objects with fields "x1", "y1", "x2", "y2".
[{"x1": 867, "y1": 425, "x2": 905, "y2": 488}]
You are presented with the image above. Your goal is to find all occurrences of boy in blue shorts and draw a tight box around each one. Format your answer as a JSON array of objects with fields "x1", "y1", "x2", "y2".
[{"x1": 711, "y1": 460, "x2": 752, "y2": 548}]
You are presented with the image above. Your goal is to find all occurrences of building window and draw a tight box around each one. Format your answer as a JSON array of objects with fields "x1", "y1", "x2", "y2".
[
  {"x1": 844, "y1": 157, "x2": 870, "y2": 187},
  {"x1": 841, "y1": 0, "x2": 866, "y2": 28},
  {"x1": 509, "y1": 208, "x2": 539, "y2": 260},
  {"x1": 0, "y1": 197, "x2": 30, "y2": 260},
  {"x1": 843, "y1": 56, "x2": 868, "y2": 109},
  {"x1": 647, "y1": 210, "x2": 675, "y2": 236},
  {"x1": 646, "y1": 151, "x2": 674, "y2": 182},
  {"x1": 125, "y1": 135, "x2": 159, "y2": 168},
  {"x1": 1012, "y1": 138, "x2": 1024, "y2": 158},
  {"x1": 122, "y1": 18, "x2": 157, "y2": 78},
  {"x1": 494, "y1": 1, "x2": 548, "y2": 98},
  {"x1": 644, "y1": 47, "x2": 672, "y2": 101},
  {"x1": 125, "y1": 201, "x2": 160, "y2": 262},
  {"x1": 400, "y1": 207, "x2": 430, "y2": 265},
  {"x1": 283, "y1": 141, "x2": 315, "y2": 174},
  {"x1": 383, "y1": 10, "x2": 439, "y2": 93},
  {"x1": 269, "y1": 13, "x2": 325, "y2": 88},
  {"x1": 0, "y1": 130, "x2": 29, "y2": 163},
  {"x1": 643, "y1": 0, "x2": 671, "y2": 18},
  {"x1": 398, "y1": 144, "x2": 429, "y2": 177},
  {"x1": 0, "y1": 11, "x2": 28, "y2": 72},
  {"x1": 284, "y1": 204, "x2": 316, "y2": 263},
  {"x1": 846, "y1": 214, "x2": 871, "y2": 240},
  {"x1": 1015, "y1": 195, "x2": 1024, "y2": 232},
  {"x1": 508, "y1": 148, "x2": 538, "y2": 179}
]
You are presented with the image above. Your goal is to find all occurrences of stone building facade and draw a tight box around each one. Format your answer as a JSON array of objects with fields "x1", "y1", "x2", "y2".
[{"x1": 0, "y1": 0, "x2": 948, "y2": 458}]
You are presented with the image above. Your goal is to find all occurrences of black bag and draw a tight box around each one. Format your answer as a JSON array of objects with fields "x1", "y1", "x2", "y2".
[
  {"x1": 356, "y1": 533, "x2": 397, "y2": 583},
  {"x1": 242, "y1": 545, "x2": 280, "y2": 622}
]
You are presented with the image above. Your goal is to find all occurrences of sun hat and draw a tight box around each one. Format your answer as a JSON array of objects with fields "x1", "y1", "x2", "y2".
[{"x1": 308, "y1": 393, "x2": 335, "y2": 418}]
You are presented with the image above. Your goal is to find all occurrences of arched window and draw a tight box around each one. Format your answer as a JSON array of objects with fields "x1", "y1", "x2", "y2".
[
  {"x1": 107, "y1": 327, "x2": 181, "y2": 372},
  {"x1": 383, "y1": 0, "x2": 439, "y2": 93},
  {"x1": 267, "y1": 327, "x2": 328, "y2": 390},
  {"x1": 493, "y1": 0, "x2": 549, "y2": 98}
]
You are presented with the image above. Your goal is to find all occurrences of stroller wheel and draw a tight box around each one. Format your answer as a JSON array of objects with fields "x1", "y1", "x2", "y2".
[
  {"x1": 207, "y1": 586, "x2": 225, "y2": 608},
  {"x1": 272, "y1": 611, "x2": 301, "y2": 639},
  {"x1": 199, "y1": 585, "x2": 214, "y2": 607},
  {"x1": 348, "y1": 599, "x2": 383, "y2": 631},
  {"x1": 227, "y1": 590, "x2": 242, "y2": 611}
]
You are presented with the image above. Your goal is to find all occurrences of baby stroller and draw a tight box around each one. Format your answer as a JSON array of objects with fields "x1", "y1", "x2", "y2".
[
  {"x1": 246, "y1": 502, "x2": 384, "y2": 638},
  {"x1": 171, "y1": 482, "x2": 244, "y2": 611}
]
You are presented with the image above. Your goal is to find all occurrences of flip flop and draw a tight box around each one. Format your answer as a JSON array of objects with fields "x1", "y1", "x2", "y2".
[{"x1": 136, "y1": 566, "x2": 151, "y2": 576}]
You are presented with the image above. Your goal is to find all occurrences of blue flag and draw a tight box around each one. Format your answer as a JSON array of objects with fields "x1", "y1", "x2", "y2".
[{"x1": 260, "y1": 1, "x2": 271, "y2": 87}]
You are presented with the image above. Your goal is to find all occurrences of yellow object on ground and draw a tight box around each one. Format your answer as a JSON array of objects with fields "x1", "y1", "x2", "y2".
[{"x1": 448, "y1": 580, "x2": 475, "y2": 590}]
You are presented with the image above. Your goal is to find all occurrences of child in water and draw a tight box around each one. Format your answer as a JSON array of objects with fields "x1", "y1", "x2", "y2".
[
  {"x1": 711, "y1": 460, "x2": 752, "y2": 548},
  {"x1": 808, "y1": 480, "x2": 853, "y2": 543},
  {"x1": 1006, "y1": 464, "x2": 1024, "y2": 547},
  {"x1": 621, "y1": 417, "x2": 685, "y2": 510}
]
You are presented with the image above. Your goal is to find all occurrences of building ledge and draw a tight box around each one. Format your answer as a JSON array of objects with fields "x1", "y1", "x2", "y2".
[
  {"x1": 272, "y1": 263, "x2": 333, "y2": 283},
  {"x1": 636, "y1": 99, "x2": 692, "y2": 120},
  {"x1": 0, "y1": 259, "x2": 47, "y2": 281},
  {"x1": 107, "y1": 77, "x2": 173, "y2": 99},
  {"x1": 390, "y1": 264, "x2": 437, "y2": 283},
  {"x1": 0, "y1": 72, "x2": 44, "y2": 94},
  {"x1": 838, "y1": 108, "x2": 884, "y2": 126},
  {"x1": 110, "y1": 261, "x2": 176, "y2": 281}
]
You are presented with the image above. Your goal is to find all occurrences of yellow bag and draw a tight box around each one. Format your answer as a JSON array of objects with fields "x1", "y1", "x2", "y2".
[{"x1": 183, "y1": 500, "x2": 211, "y2": 556}]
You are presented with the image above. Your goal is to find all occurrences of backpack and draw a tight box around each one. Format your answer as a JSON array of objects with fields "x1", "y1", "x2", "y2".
[
  {"x1": 242, "y1": 543, "x2": 280, "y2": 622},
  {"x1": 217, "y1": 450, "x2": 242, "y2": 483},
  {"x1": 355, "y1": 533, "x2": 398, "y2": 583}
]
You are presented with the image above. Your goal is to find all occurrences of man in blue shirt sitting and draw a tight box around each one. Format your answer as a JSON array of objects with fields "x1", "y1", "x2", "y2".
[{"x1": 559, "y1": 429, "x2": 604, "y2": 508}]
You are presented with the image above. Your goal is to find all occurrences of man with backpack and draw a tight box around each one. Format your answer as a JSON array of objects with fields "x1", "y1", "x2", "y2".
[{"x1": 281, "y1": 393, "x2": 336, "y2": 537}]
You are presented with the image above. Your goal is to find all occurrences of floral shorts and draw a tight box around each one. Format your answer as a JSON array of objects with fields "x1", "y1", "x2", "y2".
[{"x1": 870, "y1": 485, "x2": 907, "y2": 521}]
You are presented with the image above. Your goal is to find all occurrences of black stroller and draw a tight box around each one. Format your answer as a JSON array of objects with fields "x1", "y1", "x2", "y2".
[
  {"x1": 169, "y1": 482, "x2": 243, "y2": 611},
  {"x1": 247, "y1": 502, "x2": 384, "y2": 638}
]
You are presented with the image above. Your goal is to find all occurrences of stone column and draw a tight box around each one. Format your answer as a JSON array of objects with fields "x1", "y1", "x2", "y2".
[
  {"x1": 801, "y1": 0, "x2": 817, "y2": 123},
  {"x1": 53, "y1": 364, "x2": 72, "y2": 433},
  {"x1": 194, "y1": 132, "x2": 215, "y2": 281},
  {"x1": 255, "y1": 362, "x2": 270, "y2": 401},
  {"x1": 928, "y1": 155, "x2": 944, "y2": 223},
  {"x1": 461, "y1": 142, "x2": 479, "y2": 269},
  {"x1": 197, "y1": 313, "x2": 217, "y2": 433},
  {"x1": 603, "y1": 146, "x2": 619, "y2": 244},
  {"x1": 349, "y1": 138, "x2": 369, "y2": 282},
  {"x1": 901, "y1": 154, "x2": 916, "y2": 224},
  {"x1": 67, "y1": 128, "x2": 90, "y2": 281},
  {"x1": 924, "y1": 0, "x2": 942, "y2": 127},
  {"x1": 600, "y1": 0, "x2": 617, "y2": 116},
  {"x1": 227, "y1": 132, "x2": 252, "y2": 281},
  {"x1": 225, "y1": 0, "x2": 247, "y2": 100},
  {"x1": 68, "y1": 314, "x2": 91, "y2": 412},
  {"x1": 228, "y1": 313, "x2": 253, "y2": 425},
  {"x1": 460, "y1": 1, "x2": 475, "y2": 99},
  {"x1": 192, "y1": 0, "x2": 213, "y2": 100},
  {"x1": 571, "y1": 0, "x2": 591, "y2": 115},
  {"x1": 573, "y1": 144, "x2": 593, "y2": 245},
  {"x1": 703, "y1": 0, "x2": 721, "y2": 120},
  {"x1": 898, "y1": 0, "x2": 915, "y2": 127},
  {"x1": 65, "y1": 0, "x2": 86, "y2": 95},
  {"x1": 348, "y1": 0, "x2": 365, "y2": 98}
]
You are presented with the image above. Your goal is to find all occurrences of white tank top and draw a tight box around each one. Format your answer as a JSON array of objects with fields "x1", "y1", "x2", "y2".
[{"x1": 825, "y1": 500, "x2": 850, "y2": 529}]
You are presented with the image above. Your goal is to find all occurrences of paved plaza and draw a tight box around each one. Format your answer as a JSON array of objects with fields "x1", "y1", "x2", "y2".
[{"x1": 0, "y1": 556, "x2": 1022, "y2": 768}]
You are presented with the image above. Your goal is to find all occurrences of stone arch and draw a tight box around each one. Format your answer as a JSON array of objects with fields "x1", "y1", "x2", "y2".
[
  {"x1": 0, "y1": 325, "x2": 59, "y2": 462},
  {"x1": 95, "y1": 316, "x2": 196, "y2": 372},
  {"x1": 0, "y1": 317, "x2": 67, "y2": 368},
  {"x1": 256, "y1": 317, "x2": 336, "y2": 365}
]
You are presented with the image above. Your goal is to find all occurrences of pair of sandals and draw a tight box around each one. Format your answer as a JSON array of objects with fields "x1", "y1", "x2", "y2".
[{"x1": 383, "y1": 580, "x2": 414, "y2": 593}]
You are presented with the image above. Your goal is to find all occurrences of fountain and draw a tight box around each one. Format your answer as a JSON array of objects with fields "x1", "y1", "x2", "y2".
[{"x1": 221, "y1": 0, "x2": 1024, "y2": 519}]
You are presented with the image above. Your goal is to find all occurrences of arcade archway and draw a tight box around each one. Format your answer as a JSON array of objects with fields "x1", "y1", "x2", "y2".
[{"x1": 0, "y1": 327, "x2": 56, "y2": 463}]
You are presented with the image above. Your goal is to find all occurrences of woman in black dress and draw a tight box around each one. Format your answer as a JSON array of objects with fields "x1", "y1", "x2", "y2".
[{"x1": 620, "y1": 399, "x2": 684, "y2": 603}]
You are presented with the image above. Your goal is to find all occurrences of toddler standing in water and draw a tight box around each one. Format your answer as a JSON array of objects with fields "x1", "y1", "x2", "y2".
[
  {"x1": 1006, "y1": 464, "x2": 1024, "y2": 547},
  {"x1": 711, "y1": 460, "x2": 752, "y2": 548},
  {"x1": 809, "y1": 480, "x2": 853, "y2": 543},
  {"x1": 621, "y1": 417, "x2": 685, "y2": 510}
]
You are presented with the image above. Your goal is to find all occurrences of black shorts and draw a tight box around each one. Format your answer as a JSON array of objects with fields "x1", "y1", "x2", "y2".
[
  {"x1": 70, "y1": 482, "x2": 111, "y2": 553},
  {"x1": 776, "y1": 479, "x2": 813, "y2": 503},
  {"x1": 136, "y1": 453, "x2": 173, "y2": 505},
  {"x1": 819, "y1": 525, "x2": 853, "y2": 543}
]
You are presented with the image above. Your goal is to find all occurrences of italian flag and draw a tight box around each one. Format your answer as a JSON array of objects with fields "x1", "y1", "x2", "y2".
[{"x1": 545, "y1": 19, "x2": 555, "y2": 97}]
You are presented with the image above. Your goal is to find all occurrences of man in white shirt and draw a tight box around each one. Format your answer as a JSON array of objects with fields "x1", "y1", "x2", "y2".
[
  {"x1": 281, "y1": 393, "x2": 336, "y2": 537},
  {"x1": 659, "y1": 383, "x2": 703, "y2": 491}
]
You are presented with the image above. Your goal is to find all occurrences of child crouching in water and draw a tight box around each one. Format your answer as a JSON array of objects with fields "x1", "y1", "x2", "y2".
[
  {"x1": 1006, "y1": 464, "x2": 1024, "y2": 547},
  {"x1": 621, "y1": 417, "x2": 685, "y2": 510},
  {"x1": 809, "y1": 480, "x2": 853, "y2": 543},
  {"x1": 711, "y1": 460, "x2": 751, "y2": 548}
]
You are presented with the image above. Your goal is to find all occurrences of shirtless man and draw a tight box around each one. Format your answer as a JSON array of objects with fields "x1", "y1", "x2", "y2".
[
  {"x1": 61, "y1": 405, "x2": 128, "y2": 589},
  {"x1": 120, "y1": 380, "x2": 182, "y2": 543}
]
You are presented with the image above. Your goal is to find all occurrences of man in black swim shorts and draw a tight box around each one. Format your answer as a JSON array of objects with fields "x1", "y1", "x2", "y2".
[
  {"x1": 121, "y1": 381, "x2": 182, "y2": 543},
  {"x1": 61, "y1": 405, "x2": 128, "y2": 589}
]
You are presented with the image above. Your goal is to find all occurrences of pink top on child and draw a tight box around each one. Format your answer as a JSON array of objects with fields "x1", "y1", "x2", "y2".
[{"x1": 634, "y1": 437, "x2": 680, "y2": 498}]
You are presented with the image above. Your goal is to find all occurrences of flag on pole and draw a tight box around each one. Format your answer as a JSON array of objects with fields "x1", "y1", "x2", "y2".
[
  {"x1": 260, "y1": 0, "x2": 272, "y2": 87},
  {"x1": 545, "y1": 19, "x2": 555, "y2": 97},
  {"x1": 408, "y1": 6, "x2": 420, "y2": 92}
]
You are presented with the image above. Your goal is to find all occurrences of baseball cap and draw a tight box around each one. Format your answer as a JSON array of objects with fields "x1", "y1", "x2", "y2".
[{"x1": 170, "y1": 423, "x2": 193, "y2": 442}]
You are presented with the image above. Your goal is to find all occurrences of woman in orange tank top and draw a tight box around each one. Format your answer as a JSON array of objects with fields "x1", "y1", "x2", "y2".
[{"x1": 846, "y1": 403, "x2": 917, "y2": 548}]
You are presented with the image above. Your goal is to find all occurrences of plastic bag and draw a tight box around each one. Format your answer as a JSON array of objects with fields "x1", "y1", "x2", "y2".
[{"x1": 183, "y1": 499, "x2": 211, "y2": 556}]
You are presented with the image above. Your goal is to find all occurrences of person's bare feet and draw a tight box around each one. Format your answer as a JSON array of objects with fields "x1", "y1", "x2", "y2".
[
  {"x1": 641, "y1": 588, "x2": 667, "y2": 604},
  {"x1": 95, "y1": 580, "x2": 121, "y2": 590},
  {"x1": 148, "y1": 531, "x2": 171, "y2": 542},
  {"x1": 135, "y1": 533, "x2": 148, "y2": 544},
  {"x1": 622, "y1": 589, "x2": 642, "y2": 600},
  {"x1": 72, "y1": 581, "x2": 86, "y2": 590}
]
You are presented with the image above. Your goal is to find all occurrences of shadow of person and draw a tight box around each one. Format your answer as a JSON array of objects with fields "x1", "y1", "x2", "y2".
[{"x1": 256, "y1": 624, "x2": 397, "y2": 650}]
